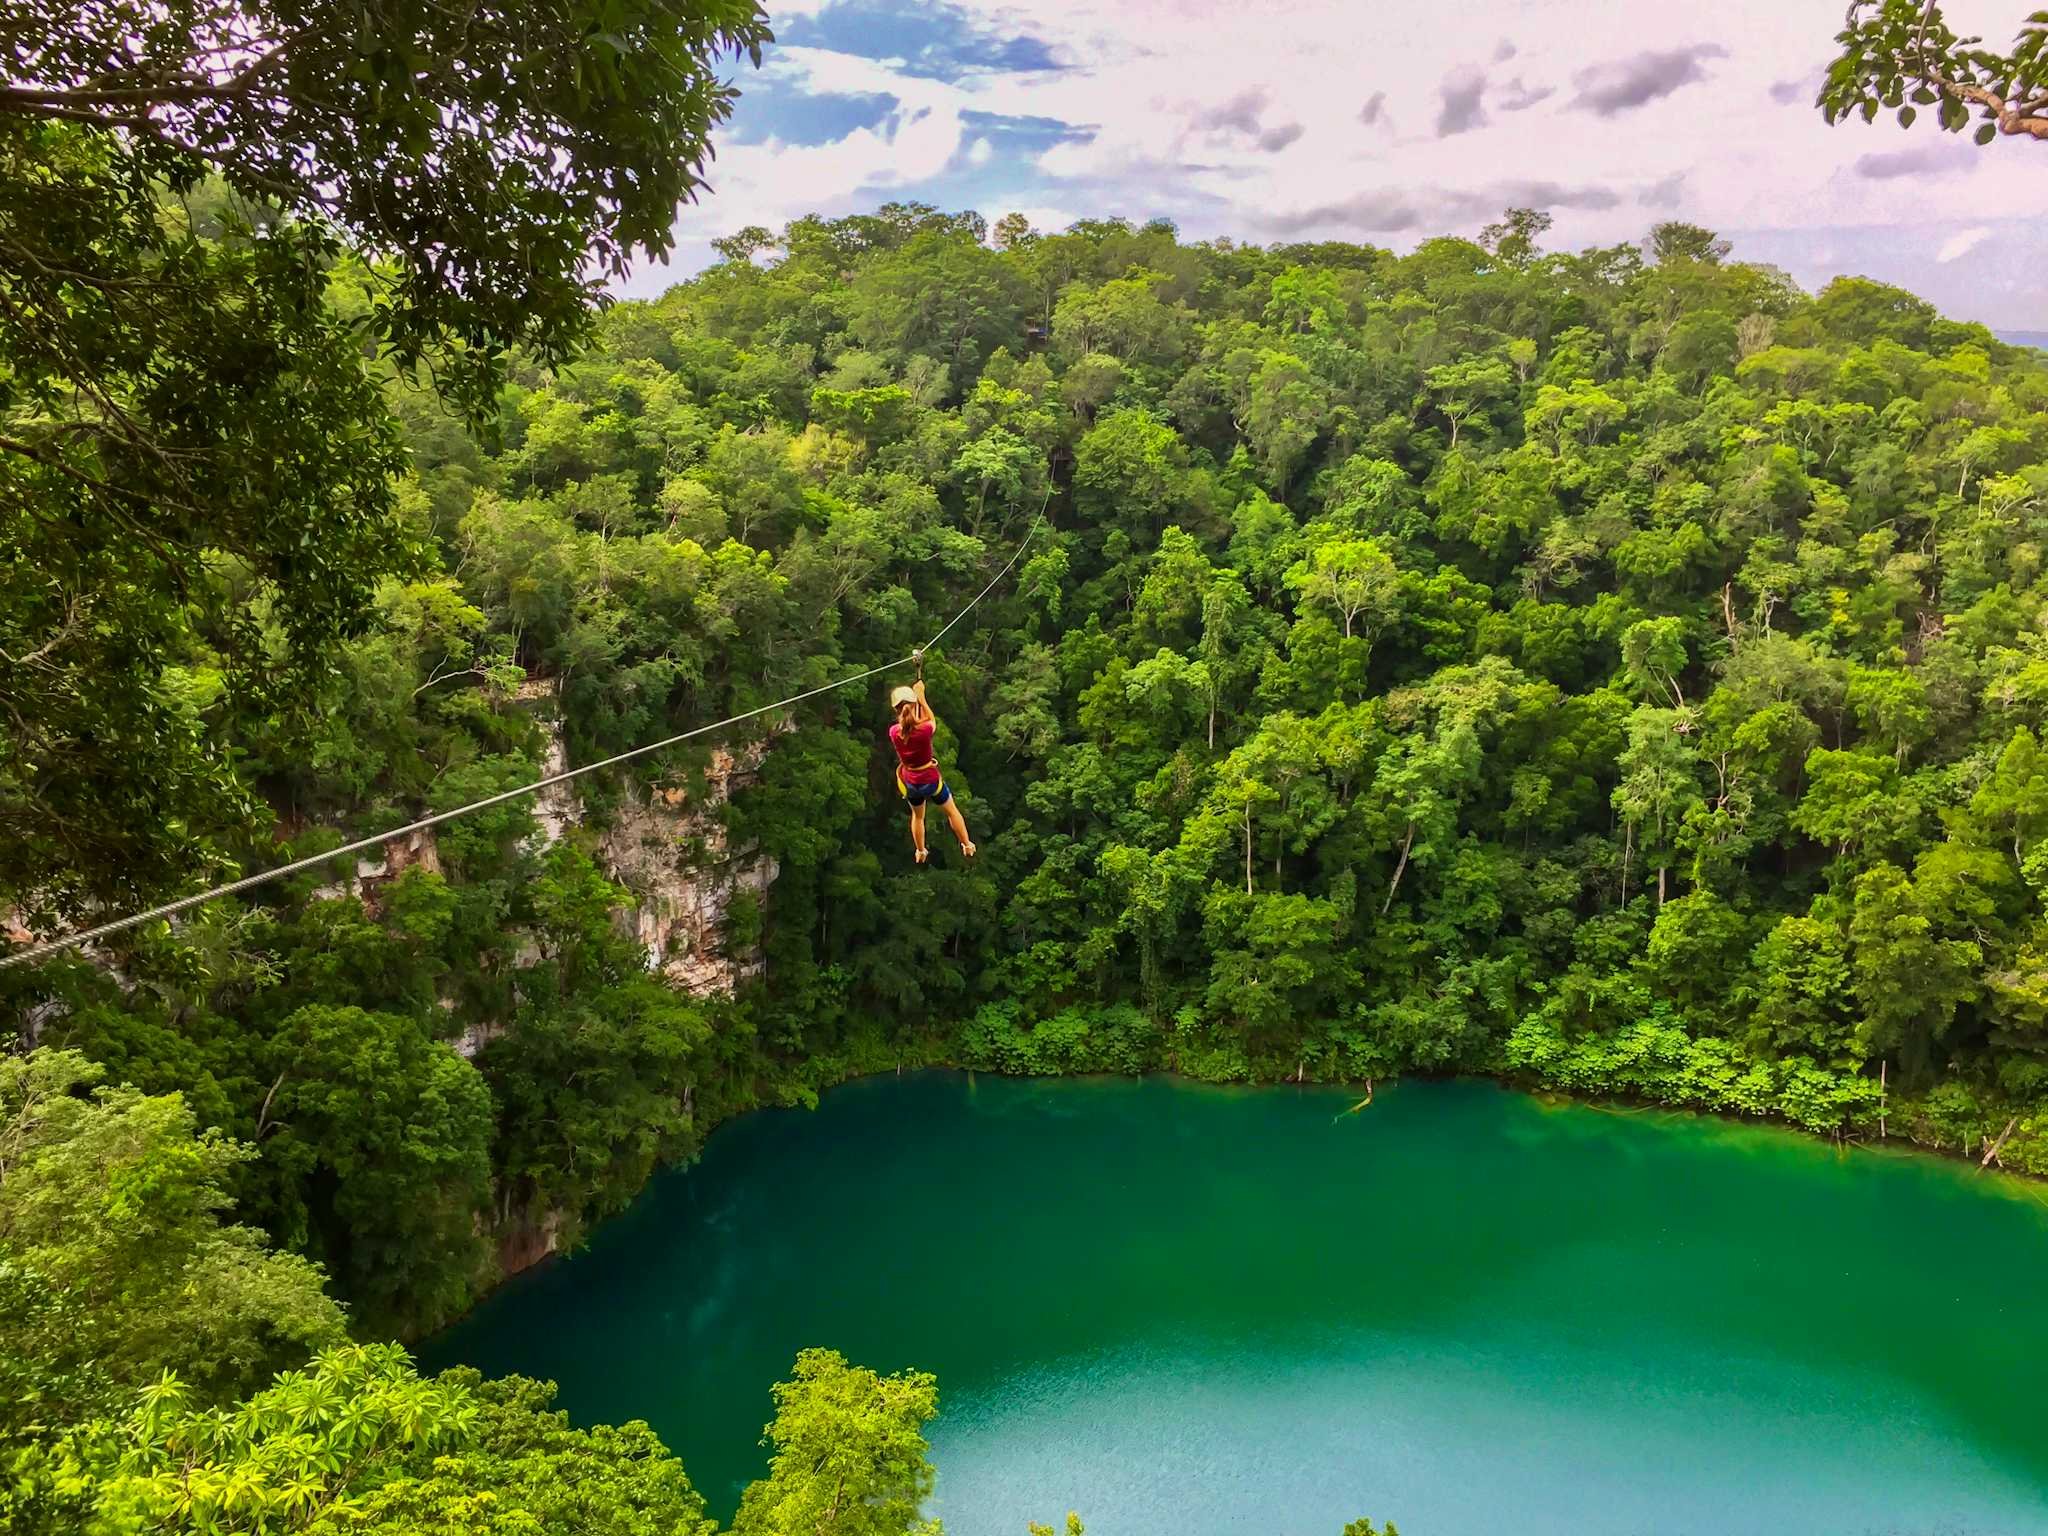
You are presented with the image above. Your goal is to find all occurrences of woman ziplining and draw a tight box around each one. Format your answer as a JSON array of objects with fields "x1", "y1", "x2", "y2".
[{"x1": 888, "y1": 652, "x2": 975, "y2": 864}]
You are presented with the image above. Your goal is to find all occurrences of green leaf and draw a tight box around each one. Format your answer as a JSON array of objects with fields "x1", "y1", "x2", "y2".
[
  {"x1": 1975, "y1": 121, "x2": 1998, "y2": 144},
  {"x1": 1897, "y1": 105, "x2": 1916, "y2": 127}
]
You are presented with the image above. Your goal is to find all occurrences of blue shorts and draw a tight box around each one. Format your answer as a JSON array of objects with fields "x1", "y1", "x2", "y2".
[{"x1": 902, "y1": 776, "x2": 951, "y2": 807}]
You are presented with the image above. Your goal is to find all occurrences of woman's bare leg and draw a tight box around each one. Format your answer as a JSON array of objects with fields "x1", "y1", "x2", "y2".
[
  {"x1": 910, "y1": 802, "x2": 928, "y2": 861},
  {"x1": 942, "y1": 797, "x2": 974, "y2": 856}
]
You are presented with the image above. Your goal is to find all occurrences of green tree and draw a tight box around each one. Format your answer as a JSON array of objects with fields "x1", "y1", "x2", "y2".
[
  {"x1": 1744, "y1": 912, "x2": 1857, "y2": 1062},
  {"x1": 485, "y1": 848, "x2": 713, "y2": 1239},
  {"x1": 1242, "y1": 351, "x2": 1332, "y2": 495},
  {"x1": 0, "y1": 1050, "x2": 344, "y2": 1407},
  {"x1": 1373, "y1": 722, "x2": 1477, "y2": 914},
  {"x1": 0, "y1": 127, "x2": 414, "y2": 928},
  {"x1": 1423, "y1": 355, "x2": 1514, "y2": 449},
  {"x1": 1072, "y1": 407, "x2": 1190, "y2": 545},
  {"x1": 731, "y1": 1349, "x2": 942, "y2": 1536},
  {"x1": 1792, "y1": 749, "x2": 1914, "y2": 861},
  {"x1": 1287, "y1": 538, "x2": 1402, "y2": 644},
  {"x1": 1661, "y1": 310, "x2": 1739, "y2": 388},
  {"x1": 1847, "y1": 665, "x2": 1933, "y2": 764},
  {"x1": 955, "y1": 430, "x2": 1038, "y2": 537},
  {"x1": 1620, "y1": 617, "x2": 1690, "y2": 708},
  {"x1": 1199, "y1": 572, "x2": 1256, "y2": 749},
  {"x1": 260, "y1": 1006, "x2": 494, "y2": 1335},
  {"x1": 317, "y1": 1369, "x2": 717, "y2": 1536},
  {"x1": 83, "y1": 1343, "x2": 474, "y2": 1535},
  {"x1": 1647, "y1": 221, "x2": 1732, "y2": 265},
  {"x1": 1822, "y1": 2, "x2": 2048, "y2": 145},
  {"x1": 1970, "y1": 727, "x2": 2048, "y2": 859},
  {"x1": 1613, "y1": 707, "x2": 1703, "y2": 906},
  {"x1": 1849, "y1": 861, "x2": 1980, "y2": 1068},
  {"x1": 5, "y1": 0, "x2": 774, "y2": 400},
  {"x1": 1476, "y1": 206, "x2": 1551, "y2": 264}
]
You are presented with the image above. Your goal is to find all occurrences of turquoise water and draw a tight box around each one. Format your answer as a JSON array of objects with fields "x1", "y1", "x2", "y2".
[{"x1": 425, "y1": 1074, "x2": 2048, "y2": 1535}]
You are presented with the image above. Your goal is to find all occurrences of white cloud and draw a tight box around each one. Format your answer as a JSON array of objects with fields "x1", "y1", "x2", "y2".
[
  {"x1": 1937, "y1": 225, "x2": 1993, "y2": 263},
  {"x1": 650, "y1": 44, "x2": 976, "y2": 272},
  {"x1": 945, "y1": 0, "x2": 2042, "y2": 244},
  {"x1": 618, "y1": 0, "x2": 2048, "y2": 326}
]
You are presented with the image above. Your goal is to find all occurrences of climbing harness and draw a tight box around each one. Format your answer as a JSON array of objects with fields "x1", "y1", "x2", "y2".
[
  {"x1": 894, "y1": 759, "x2": 937, "y2": 799},
  {"x1": 893, "y1": 760, "x2": 945, "y2": 799},
  {"x1": 1, "y1": 508, "x2": 1048, "y2": 971}
]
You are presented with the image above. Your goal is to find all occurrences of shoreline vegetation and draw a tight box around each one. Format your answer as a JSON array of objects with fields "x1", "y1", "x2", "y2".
[{"x1": 766, "y1": 1042, "x2": 2048, "y2": 1191}]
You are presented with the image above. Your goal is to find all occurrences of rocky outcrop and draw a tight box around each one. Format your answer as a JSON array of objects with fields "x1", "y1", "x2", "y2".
[
  {"x1": 298, "y1": 687, "x2": 779, "y2": 997},
  {"x1": 599, "y1": 735, "x2": 782, "y2": 996},
  {"x1": 307, "y1": 827, "x2": 442, "y2": 908},
  {"x1": 524, "y1": 716, "x2": 580, "y2": 853},
  {"x1": 495, "y1": 1205, "x2": 567, "y2": 1276},
  {"x1": 449, "y1": 1002, "x2": 505, "y2": 1061},
  {"x1": 509, "y1": 683, "x2": 778, "y2": 995}
]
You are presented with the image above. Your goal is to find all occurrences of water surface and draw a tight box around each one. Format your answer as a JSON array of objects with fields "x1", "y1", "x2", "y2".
[{"x1": 426, "y1": 1074, "x2": 2048, "y2": 1535}]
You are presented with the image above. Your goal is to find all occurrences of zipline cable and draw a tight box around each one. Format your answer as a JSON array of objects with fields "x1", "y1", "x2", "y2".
[
  {"x1": 919, "y1": 496, "x2": 1049, "y2": 659},
  {"x1": 1, "y1": 512, "x2": 1048, "y2": 972}
]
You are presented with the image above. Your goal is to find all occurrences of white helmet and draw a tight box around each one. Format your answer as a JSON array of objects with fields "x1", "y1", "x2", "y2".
[{"x1": 890, "y1": 685, "x2": 917, "y2": 711}]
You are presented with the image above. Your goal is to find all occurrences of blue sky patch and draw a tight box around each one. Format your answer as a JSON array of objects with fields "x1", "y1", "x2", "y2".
[
  {"x1": 959, "y1": 108, "x2": 1097, "y2": 156},
  {"x1": 776, "y1": 0, "x2": 1063, "y2": 81},
  {"x1": 728, "y1": 85, "x2": 899, "y2": 147}
]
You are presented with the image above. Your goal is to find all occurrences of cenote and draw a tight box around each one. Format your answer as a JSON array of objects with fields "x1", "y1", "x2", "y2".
[{"x1": 425, "y1": 1074, "x2": 2048, "y2": 1535}]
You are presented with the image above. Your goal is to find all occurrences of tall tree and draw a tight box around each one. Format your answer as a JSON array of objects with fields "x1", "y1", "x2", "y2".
[
  {"x1": 731, "y1": 1349, "x2": 942, "y2": 1536},
  {"x1": 2, "y1": 0, "x2": 773, "y2": 396},
  {"x1": 1288, "y1": 538, "x2": 1402, "y2": 644},
  {"x1": 1613, "y1": 707, "x2": 1703, "y2": 907}
]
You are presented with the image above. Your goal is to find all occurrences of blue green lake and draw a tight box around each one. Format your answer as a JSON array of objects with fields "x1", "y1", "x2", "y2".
[{"x1": 425, "y1": 1073, "x2": 2048, "y2": 1534}]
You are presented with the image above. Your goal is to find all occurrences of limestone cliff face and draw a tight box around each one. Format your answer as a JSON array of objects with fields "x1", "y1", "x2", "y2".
[
  {"x1": 523, "y1": 701, "x2": 581, "y2": 852},
  {"x1": 302, "y1": 822, "x2": 442, "y2": 912},
  {"x1": 596, "y1": 735, "x2": 780, "y2": 995},
  {"x1": 513, "y1": 695, "x2": 781, "y2": 996},
  {"x1": 315, "y1": 698, "x2": 779, "y2": 1003},
  {"x1": 494, "y1": 1205, "x2": 567, "y2": 1278}
]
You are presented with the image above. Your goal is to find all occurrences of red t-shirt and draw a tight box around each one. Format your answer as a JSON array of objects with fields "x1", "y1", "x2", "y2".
[{"x1": 890, "y1": 719, "x2": 941, "y2": 785}]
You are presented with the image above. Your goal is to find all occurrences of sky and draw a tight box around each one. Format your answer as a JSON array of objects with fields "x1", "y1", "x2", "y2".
[{"x1": 620, "y1": 0, "x2": 2048, "y2": 332}]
